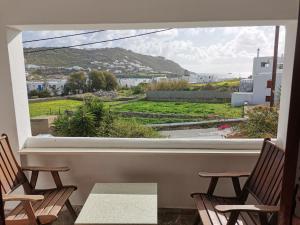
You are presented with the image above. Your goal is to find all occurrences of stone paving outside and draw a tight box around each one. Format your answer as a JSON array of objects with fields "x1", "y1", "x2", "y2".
[{"x1": 53, "y1": 207, "x2": 198, "y2": 225}]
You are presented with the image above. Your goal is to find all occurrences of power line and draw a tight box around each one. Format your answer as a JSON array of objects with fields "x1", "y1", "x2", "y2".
[
  {"x1": 23, "y1": 30, "x2": 106, "y2": 43},
  {"x1": 24, "y1": 29, "x2": 173, "y2": 54}
]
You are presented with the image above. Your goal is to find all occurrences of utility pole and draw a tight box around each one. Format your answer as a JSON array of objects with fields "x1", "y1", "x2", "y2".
[{"x1": 270, "y1": 26, "x2": 280, "y2": 108}]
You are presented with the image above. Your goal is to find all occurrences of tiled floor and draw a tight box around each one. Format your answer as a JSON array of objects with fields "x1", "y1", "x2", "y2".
[{"x1": 53, "y1": 207, "x2": 198, "y2": 225}]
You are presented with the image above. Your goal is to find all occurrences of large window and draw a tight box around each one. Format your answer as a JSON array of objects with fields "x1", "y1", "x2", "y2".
[{"x1": 23, "y1": 26, "x2": 285, "y2": 139}]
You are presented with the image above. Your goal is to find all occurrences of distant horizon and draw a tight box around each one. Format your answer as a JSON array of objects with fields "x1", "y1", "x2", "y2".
[{"x1": 23, "y1": 27, "x2": 286, "y2": 77}]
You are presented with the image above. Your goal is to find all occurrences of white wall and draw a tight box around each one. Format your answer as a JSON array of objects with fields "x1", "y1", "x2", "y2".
[
  {"x1": 277, "y1": 22, "x2": 298, "y2": 148},
  {"x1": 231, "y1": 92, "x2": 253, "y2": 106},
  {"x1": 21, "y1": 151, "x2": 259, "y2": 208},
  {"x1": 0, "y1": 27, "x2": 31, "y2": 152},
  {"x1": 0, "y1": 0, "x2": 298, "y2": 29}
]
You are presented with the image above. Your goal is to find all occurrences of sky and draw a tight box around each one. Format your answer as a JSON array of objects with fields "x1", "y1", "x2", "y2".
[{"x1": 22, "y1": 26, "x2": 286, "y2": 77}]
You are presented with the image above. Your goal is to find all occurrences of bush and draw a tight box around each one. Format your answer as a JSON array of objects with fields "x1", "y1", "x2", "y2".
[
  {"x1": 28, "y1": 89, "x2": 51, "y2": 98},
  {"x1": 52, "y1": 96, "x2": 159, "y2": 138},
  {"x1": 111, "y1": 119, "x2": 161, "y2": 138},
  {"x1": 103, "y1": 71, "x2": 118, "y2": 91},
  {"x1": 235, "y1": 106, "x2": 278, "y2": 138},
  {"x1": 132, "y1": 83, "x2": 147, "y2": 94},
  {"x1": 147, "y1": 79, "x2": 189, "y2": 91}
]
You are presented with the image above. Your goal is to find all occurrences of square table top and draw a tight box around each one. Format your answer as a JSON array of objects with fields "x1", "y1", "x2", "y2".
[{"x1": 75, "y1": 183, "x2": 157, "y2": 225}]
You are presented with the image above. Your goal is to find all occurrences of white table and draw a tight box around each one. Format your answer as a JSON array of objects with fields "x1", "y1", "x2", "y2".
[{"x1": 75, "y1": 183, "x2": 157, "y2": 225}]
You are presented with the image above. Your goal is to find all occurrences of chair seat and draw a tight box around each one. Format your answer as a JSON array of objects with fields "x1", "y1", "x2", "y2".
[
  {"x1": 192, "y1": 193, "x2": 261, "y2": 225},
  {"x1": 6, "y1": 186, "x2": 76, "y2": 225}
]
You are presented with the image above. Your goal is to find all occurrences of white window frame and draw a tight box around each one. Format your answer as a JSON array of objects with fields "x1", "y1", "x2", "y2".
[{"x1": 0, "y1": 21, "x2": 297, "y2": 154}]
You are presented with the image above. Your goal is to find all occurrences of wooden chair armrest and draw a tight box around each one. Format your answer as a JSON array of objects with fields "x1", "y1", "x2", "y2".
[
  {"x1": 22, "y1": 166, "x2": 70, "y2": 172},
  {"x1": 215, "y1": 204, "x2": 279, "y2": 213},
  {"x1": 3, "y1": 194, "x2": 44, "y2": 202},
  {"x1": 199, "y1": 172, "x2": 251, "y2": 178}
]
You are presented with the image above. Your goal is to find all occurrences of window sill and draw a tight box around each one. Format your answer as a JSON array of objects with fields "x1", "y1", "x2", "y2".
[{"x1": 20, "y1": 137, "x2": 267, "y2": 155}]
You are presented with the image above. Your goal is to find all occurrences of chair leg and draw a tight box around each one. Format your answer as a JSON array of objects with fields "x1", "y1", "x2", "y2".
[
  {"x1": 193, "y1": 212, "x2": 200, "y2": 225},
  {"x1": 65, "y1": 200, "x2": 77, "y2": 220},
  {"x1": 227, "y1": 211, "x2": 239, "y2": 225}
]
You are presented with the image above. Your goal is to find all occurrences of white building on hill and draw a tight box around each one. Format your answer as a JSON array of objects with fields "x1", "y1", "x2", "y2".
[{"x1": 231, "y1": 56, "x2": 284, "y2": 106}]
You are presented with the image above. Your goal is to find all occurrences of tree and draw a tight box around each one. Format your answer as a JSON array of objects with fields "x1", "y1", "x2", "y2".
[
  {"x1": 103, "y1": 71, "x2": 118, "y2": 91},
  {"x1": 67, "y1": 72, "x2": 87, "y2": 94},
  {"x1": 88, "y1": 71, "x2": 106, "y2": 91}
]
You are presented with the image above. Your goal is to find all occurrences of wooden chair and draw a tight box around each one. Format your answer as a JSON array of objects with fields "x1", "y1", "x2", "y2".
[
  {"x1": 191, "y1": 138, "x2": 285, "y2": 225},
  {"x1": 0, "y1": 134, "x2": 77, "y2": 225}
]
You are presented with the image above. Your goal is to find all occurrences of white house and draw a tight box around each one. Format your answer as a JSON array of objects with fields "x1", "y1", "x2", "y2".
[
  {"x1": 231, "y1": 56, "x2": 284, "y2": 106},
  {"x1": 27, "y1": 79, "x2": 67, "y2": 95},
  {"x1": 46, "y1": 79, "x2": 67, "y2": 95},
  {"x1": 27, "y1": 81, "x2": 45, "y2": 92}
]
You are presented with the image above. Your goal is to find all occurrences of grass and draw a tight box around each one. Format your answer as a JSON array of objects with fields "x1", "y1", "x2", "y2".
[
  {"x1": 117, "y1": 89, "x2": 134, "y2": 97},
  {"x1": 29, "y1": 99, "x2": 242, "y2": 126},
  {"x1": 29, "y1": 100, "x2": 83, "y2": 118},
  {"x1": 119, "y1": 117, "x2": 202, "y2": 125},
  {"x1": 191, "y1": 79, "x2": 240, "y2": 89},
  {"x1": 111, "y1": 100, "x2": 242, "y2": 119},
  {"x1": 29, "y1": 99, "x2": 119, "y2": 117}
]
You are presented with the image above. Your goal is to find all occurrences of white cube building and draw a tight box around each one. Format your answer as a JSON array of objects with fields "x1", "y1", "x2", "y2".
[{"x1": 231, "y1": 56, "x2": 284, "y2": 106}]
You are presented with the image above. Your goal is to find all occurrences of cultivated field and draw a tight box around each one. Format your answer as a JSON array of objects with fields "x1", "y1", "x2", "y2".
[{"x1": 29, "y1": 99, "x2": 242, "y2": 124}]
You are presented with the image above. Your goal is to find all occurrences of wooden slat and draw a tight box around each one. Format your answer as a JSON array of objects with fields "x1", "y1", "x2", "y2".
[
  {"x1": 247, "y1": 141, "x2": 271, "y2": 189},
  {"x1": 29, "y1": 190, "x2": 58, "y2": 218},
  {"x1": 193, "y1": 194, "x2": 213, "y2": 225},
  {"x1": 251, "y1": 143, "x2": 275, "y2": 195},
  {"x1": 202, "y1": 195, "x2": 222, "y2": 225},
  {"x1": 217, "y1": 197, "x2": 247, "y2": 225},
  {"x1": 211, "y1": 196, "x2": 234, "y2": 225},
  {"x1": 255, "y1": 146, "x2": 278, "y2": 200},
  {"x1": 14, "y1": 191, "x2": 57, "y2": 220},
  {"x1": 48, "y1": 188, "x2": 75, "y2": 216},
  {"x1": 0, "y1": 140, "x2": 19, "y2": 179},
  {"x1": 222, "y1": 197, "x2": 261, "y2": 225},
  {"x1": 199, "y1": 172, "x2": 251, "y2": 178},
  {"x1": 0, "y1": 137, "x2": 30, "y2": 195},
  {"x1": 38, "y1": 189, "x2": 66, "y2": 216},
  {"x1": 262, "y1": 151, "x2": 284, "y2": 204}
]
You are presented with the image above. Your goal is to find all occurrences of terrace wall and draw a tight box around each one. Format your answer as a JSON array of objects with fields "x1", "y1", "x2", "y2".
[{"x1": 146, "y1": 90, "x2": 232, "y2": 102}]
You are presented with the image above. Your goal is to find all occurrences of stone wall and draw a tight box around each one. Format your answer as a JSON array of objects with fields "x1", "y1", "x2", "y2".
[
  {"x1": 31, "y1": 116, "x2": 57, "y2": 135},
  {"x1": 146, "y1": 90, "x2": 231, "y2": 102}
]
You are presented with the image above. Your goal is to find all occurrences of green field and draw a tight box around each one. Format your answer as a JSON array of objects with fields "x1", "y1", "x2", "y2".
[
  {"x1": 29, "y1": 99, "x2": 242, "y2": 125},
  {"x1": 29, "y1": 99, "x2": 120, "y2": 117},
  {"x1": 111, "y1": 101, "x2": 242, "y2": 119},
  {"x1": 29, "y1": 100, "x2": 83, "y2": 117}
]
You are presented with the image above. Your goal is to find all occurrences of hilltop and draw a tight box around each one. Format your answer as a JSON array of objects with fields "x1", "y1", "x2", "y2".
[{"x1": 24, "y1": 47, "x2": 189, "y2": 77}]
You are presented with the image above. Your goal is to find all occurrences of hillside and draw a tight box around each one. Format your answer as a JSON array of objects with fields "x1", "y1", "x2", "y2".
[{"x1": 24, "y1": 47, "x2": 188, "y2": 77}]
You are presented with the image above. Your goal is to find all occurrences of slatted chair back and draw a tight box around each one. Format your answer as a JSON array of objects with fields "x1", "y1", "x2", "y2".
[
  {"x1": 244, "y1": 138, "x2": 285, "y2": 206},
  {"x1": 0, "y1": 134, "x2": 30, "y2": 194}
]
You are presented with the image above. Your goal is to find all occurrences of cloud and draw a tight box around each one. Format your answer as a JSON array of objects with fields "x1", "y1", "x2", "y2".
[{"x1": 22, "y1": 26, "x2": 286, "y2": 76}]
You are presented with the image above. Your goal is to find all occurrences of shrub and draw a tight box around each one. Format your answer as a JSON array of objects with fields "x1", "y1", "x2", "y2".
[
  {"x1": 103, "y1": 71, "x2": 118, "y2": 91},
  {"x1": 235, "y1": 106, "x2": 278, "y2": 138},
  {"x1": 28, "y1": 89, "x2": 51, "y2": 98},
  {"x1": 132, "y1": 83, "x2": 147, "y2": 94},
  {"x1": 111, "y1": 119, "x2": 161, "y2": 138},
  {"x1": 147, "y1": 79, "x2": 189, "y2": 91}
]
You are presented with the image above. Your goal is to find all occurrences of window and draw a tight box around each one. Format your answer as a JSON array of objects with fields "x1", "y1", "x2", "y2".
[
  {"x1": 278, "y1": 63, "x2": 284, "y2": 69},
  {"x1": 261, "y1": 62, "x2": 270, "y2": 68},
  {"x1": 23, "y1": 26, "x2": 285, "y2": 140}
]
